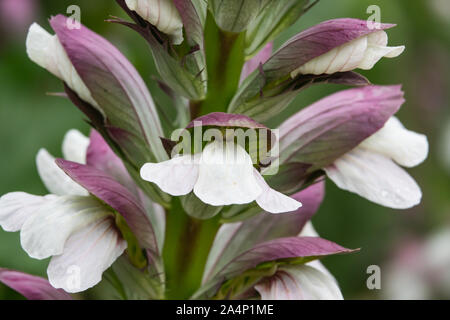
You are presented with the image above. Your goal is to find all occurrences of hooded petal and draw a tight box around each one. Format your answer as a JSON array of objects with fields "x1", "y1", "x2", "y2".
[
  {"x1": 360, "y1": 117, "x2": 429, "y2": 168},
  {"x1": 141, "y1": 154, "x2": 200, "y2": 196},
  {"x1": 278, "y1": 85, "x2": 405, "y2": 169},
  {"x1": 254, "y1": 169, "x2": 302, "y2": 214},
  {"x1": 263, "y1": 19, "x2": 396, "y2": 81},
  {"x1": 56, "y1": 159, "x2": 159, "y2": 252},
  {"x1": 255, "y1": 265, "x2": 343, "y2": 300},
  {"x1": 194, "y1": 141, "x2": 262, "y2": 206},
  {"x1": 62, "y1": 129, "x2": 89, "y2": 164},
  {"x1": 125, "y1": 0, "x2": 184, "y2": 44},
  {"x1": 26, "y1": 23, "x2": 99, "y2": 110},
  {"x1": 0, "y1": 269, "x2": 72, "y2": 300},
  {"x1": 291, "y1": 30, "x2": 404, "y2": 76},
  {"x1": 203, "y1": 182, "x2": 325, "y2": 284},
  {"x1": 219, "y1": 237, "x2": 354, "y2": 280},
  {"x1": 36, "y1": 149, "x2": 88, "y2": 196},
  {"x1": 0, "y1": 192, "x2": 56, "y2": 232},
  {"x1": 86, "y1": 130, "x2": 137, "y2": 193},
  {"x1": 197, "y1": 236, "x2": 354, "y2": 298},
  {"x1": 50, "y1": 15, "x2": 166, "y2": 163},
  {"x1": 325, "y1": 148, "x2": 422, "y2": 209},
  {"x1": 20, "y1": 196, "x2": 110, "y2": 259},
  {"x1": 299, "y1": 222, "x2": 340, "y2": 283},
  {"x1": 47, "y1": 216, "x2": 126, "y2": 293},
  {"x1": 292, "y1": 36, "x2": 368, "y2": 76}
]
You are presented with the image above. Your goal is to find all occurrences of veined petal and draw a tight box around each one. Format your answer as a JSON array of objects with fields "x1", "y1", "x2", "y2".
[
  {"x1": 125, "y1": 0, "x2": 184, "y2": 44},
  {"x1": 360, "y1": 117, "x2": 429, "y2": 168},
  {"x1": 26, "y1": 23, "x2": 99, "y2": 110},
  {"x1": 56, "y1": 159, "x2": 159, "y2": 252},
  {"x1": 291, "y1": 30, "x2": 404, "y2": 76},
  {"x1": 278, "y1": 85, "x2": 405, "y2": 169},
  {"x1": 20, "y1": 196, "x2": 110, "y2": 259},
  {"x1": 255, "y1": 265, "x2": 343, "y2": 300},
  {"x1": 36, "y1": 149, "x2": 88, "y2": 196},
  {"x1": 325, "y1": 148, "x2": 422, "y2": 209},
  {"x1": 203, "y1": 183, "x2": 324, "y2": 284},
  {"x1": 140, "y1": 154, "x2": 200, "y2": 196},
  {"x1": 0, "y1": 192, "x2": 56, "y2": 232},
  {"x1": 0, "y1": 269, "x2": 72, "y2": 300},
  {"x1": 87, "y1": 130, "x2": 137, "y2": 194},
  {"x1": 47, "y1": 216, "x2": 126, "y2": 293},
  {"x1": 292, "y1": 36, "x2": 368, "y2": 77},
  {"x1": 254, "y1": 170, "x2": 302, "y2": 214},
  {"x1": 62, "y1": 129, "x2": 89, "y2": 164},
  {"x1": 194, "y1": 141, "x2": 262, "y2": 206}
]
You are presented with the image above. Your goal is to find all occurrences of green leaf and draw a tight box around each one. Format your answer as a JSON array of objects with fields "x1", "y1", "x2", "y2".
[
  {"x1": 181, "y1": 192, "x2": 224, "y2": 220},
  {"x1": 229, "y1": 72, "x2": 369, "y2": 123},
  {"x1": 245, "y1": 0, "x2": 311, "y2": 57},
  {"x1": 147, "y1": 36, "x2": 206, "y2": 100},
  {"x1": 209, "y1": 0, "x2": 270, "y2": 33}
]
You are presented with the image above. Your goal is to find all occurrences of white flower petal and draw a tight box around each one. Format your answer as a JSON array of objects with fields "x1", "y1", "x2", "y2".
[
  {"x1": 125, "y1": 0, "x2": 184, "y2": 44},
  {"x1": 325, "y1": 148, "x2": 422, "y2": 209},
  {"x1": 367, "y1": 30, "x2": 389, "y2": 46},
  {"x1": 140, "y1": 154, "x2": 200, "y2": 196},
  {"x1": 357, "y1": 31, "x2": 404, "y2": 69},
  {"x1": 299, "y1": 221, "x2": 319, "y2": 237},
  {"x1": 194, "y1": 141, "x2": 262, "y2": 206},
  {"x1": 36, "y1": 149, "x2": 88, "y2": 196},
  {"x1": 20, "y1": 196, "x2": 110, "y2": 259},
  {"x1": 357, "y1": 44, "x2": 405, "y2": 70},
  {"x1": 299, "y1": 222, "x2": 339, "y2": 283},
  {"x1": 292, "y1": 36, "x2": 367, "y2": 77},
  {"x1": 62, "y1": 129, "x2": 89, "y2": 164},
  {"x1": 47, "y1": 217, "x2": 126, "y2": 293},
  {"x1": 26, "y1": 23, "x2": 63, "y2": 78},
  {"x1": 291, "y1": 30, "x2": 404, "y2": 77},
  {"x1": 255, "y1": 265, "x2": 343, "y2": 300},
  {"x1": 360, "y1": 116, "x2": 429, "y2": 168},
  {"x1": 254, "y1": 170, "x2": 302, "y2": 214},
  {"x1": 26, "y1": 23, "x2": 100, "y2": 110},
  {"x1": 0, "y1": 192, "x2": 56, "y2": 232}
]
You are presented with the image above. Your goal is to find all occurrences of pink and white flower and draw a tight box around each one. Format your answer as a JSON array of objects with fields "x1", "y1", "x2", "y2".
[
  {"x1": 141, "y1": 113, "x2": 302, "y2": 214},
  {"x1": 0, "y1": 130, "x2": 128, "y2": 292}
]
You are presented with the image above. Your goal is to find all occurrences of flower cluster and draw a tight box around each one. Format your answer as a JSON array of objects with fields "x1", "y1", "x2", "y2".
[{"x1": 0, "y1": 0, "x2": 427, "y2": 300}]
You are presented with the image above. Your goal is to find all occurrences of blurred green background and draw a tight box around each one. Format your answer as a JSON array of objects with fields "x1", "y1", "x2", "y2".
[{"x1": 0, "y1": 0, "x2": 449, "y2": 299}]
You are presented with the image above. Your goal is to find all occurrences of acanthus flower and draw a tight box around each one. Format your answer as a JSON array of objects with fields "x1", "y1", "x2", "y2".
[
  {"x1": 0, "y1": 1, "x2": 429, "y2": 301},
  {"x1": 291, "y1": 29, "x2": 405, "y2": 77},
  {"x1": 141, "y1": 113, "x2": 302, "y2": 214},
  {"x1": 324, "y1": 116, "x2": 428, "y2": 209},
  {"x1": 0, "y1": 130, "x2": 162, "y2": 293}
]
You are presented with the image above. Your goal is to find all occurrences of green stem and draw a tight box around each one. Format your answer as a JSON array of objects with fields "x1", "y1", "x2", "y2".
[
  {"x1": 200, "y1": 12, "x2": 245, "y2": 115},
  {"x1": 163, "y1": 198, "x2": 221, "y2": 299}
]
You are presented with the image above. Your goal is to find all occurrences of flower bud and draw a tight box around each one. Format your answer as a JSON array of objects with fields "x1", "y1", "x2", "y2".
[
  {"x1": 26, "y1": 23, "x2": 100, "y2": 112},
  {"x1": 125, "y1": 0, "x2": 184, "y2": 44},
  {"x1": 291, "y1": 30, "x2": 404, "y2": 77}
]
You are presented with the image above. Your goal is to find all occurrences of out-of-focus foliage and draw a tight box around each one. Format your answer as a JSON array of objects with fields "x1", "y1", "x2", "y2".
[{"x1": 0, "y1": 0, "x2": 449, "y2": 299}]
